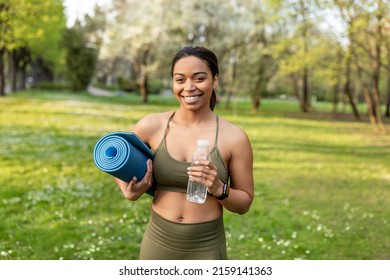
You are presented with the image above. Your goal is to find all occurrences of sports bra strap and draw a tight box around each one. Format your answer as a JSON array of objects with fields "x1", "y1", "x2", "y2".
[
  {"x1": 163, "y1": 111, "x2": 176, "y2": 139},
  {"x1": 214, "y1": 116, "x2": 219, "y2": 149}
]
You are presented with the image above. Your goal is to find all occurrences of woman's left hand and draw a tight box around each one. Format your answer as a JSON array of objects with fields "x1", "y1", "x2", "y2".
[{"x1": 187, "y1": 160, "x2": 223, "y2": 196}]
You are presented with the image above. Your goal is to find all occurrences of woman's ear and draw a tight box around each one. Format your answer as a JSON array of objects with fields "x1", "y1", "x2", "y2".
[{"x1": 213, "y1": 74, "x2": 219, "y2": 89}]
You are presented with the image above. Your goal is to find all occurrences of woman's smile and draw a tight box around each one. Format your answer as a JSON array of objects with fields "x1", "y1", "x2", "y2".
[{"x1": 181, "y1": 93, "x2": 204, "y2": 103}]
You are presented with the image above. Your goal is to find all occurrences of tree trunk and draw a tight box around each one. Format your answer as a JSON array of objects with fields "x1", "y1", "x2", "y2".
[
  {"x1": 291, "y1": 73, "x2": 305, "y2": 110},
  {"x1": 363, "y1": 86, "x2": 378, "y2": 131},
  {"x1": 332, "y1": 82, "x2": 339, "y2": 113},
  {"x1": 371, "y1": 83, "x2": 386, "y2": 132},
  {"x1": 139, "y1": 68, "x2": 148, "y2": 103},
  {"x1": 0, "y1": 47, "x2": 5, "y2": 96},
  {"x1": 386, "y1": 70, "x2": 390, "y2": 117},
  {"x1": 138, "y1": 48, "x2": 150, "y2": 103},
  {"x1": 344, "y1": 54, "x2": 360, "y2": 120},
  {"x1": 9, "y1": 49, "x2": 17, "y2": 92},
  {"x1": 302, "y1": 67, "x2": 310, "y2": 112},
  {"x1": 385, "y1": 42, "x2": 390, "y2": 117},
  {"x1": 21, "y1": 64, "x2": 27, "y2": 90},
  {"x1": 225, "y1": 54, "x2": 238, "y2": 109},
  {"x1": 251, "y1": 95, "x2": 260, "y2": 113},
  {"x1": 332, "y1": 49, "x2": 343, "y2": 113},
  {"x1": 17, "y1": 48, "x2": 30, "y2": 90},
  {"x1": 369, "y1": 23, "x2": 385, "y2": 132}
]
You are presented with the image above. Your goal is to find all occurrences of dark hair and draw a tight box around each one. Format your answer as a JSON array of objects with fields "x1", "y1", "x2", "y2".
[{"x1": 171, "y1": 46, "x2": 219, "y2": 111}]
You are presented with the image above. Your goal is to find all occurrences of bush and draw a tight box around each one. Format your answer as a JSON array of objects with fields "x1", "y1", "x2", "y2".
[
  {"x1": 31, "y1": 82, "x2": 72, "y2": 91},
  {"x1": 147, "y1": 78, "x2": 165, "y2": 95},
  {"x1": 117, "y1": 76, "x2": 137, "y2": 92},
  {"x1": 62, "y1": 26, "x2": 98, "y2": 92},
  {"x1": 91, "y1": 83, "x2": 119, "y2": 92}
]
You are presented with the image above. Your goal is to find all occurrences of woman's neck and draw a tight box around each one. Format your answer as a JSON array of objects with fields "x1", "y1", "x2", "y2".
[{"x1": 174, "y1": 108, "x2": 215, "y2": 127}]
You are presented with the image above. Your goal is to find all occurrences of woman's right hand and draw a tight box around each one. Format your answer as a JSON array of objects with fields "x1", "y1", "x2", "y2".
[{"x1": 115, "y1": 159, "x2": 154, "y2": 201}]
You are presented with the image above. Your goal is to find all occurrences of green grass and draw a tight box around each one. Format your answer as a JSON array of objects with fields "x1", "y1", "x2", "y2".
[{"x1": 0, "y1": 90, "x2": 389, "y2": 260}]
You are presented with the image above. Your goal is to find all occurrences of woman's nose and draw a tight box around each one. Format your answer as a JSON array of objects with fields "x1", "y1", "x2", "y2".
[{"x1": 184, "y1": 81, "x2": 195, "y2": 91}]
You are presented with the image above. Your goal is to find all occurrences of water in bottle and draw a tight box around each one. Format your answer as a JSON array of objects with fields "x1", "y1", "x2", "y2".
[{"x1": 186, "y1": 139, "x2": 210, "y2": 204}]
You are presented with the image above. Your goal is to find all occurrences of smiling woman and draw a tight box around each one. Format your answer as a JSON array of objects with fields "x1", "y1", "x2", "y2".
[
  {"x1": 172, "y1": 56, "x2": 218, "y2": 110},
  {"x1": 113, "y1": 45, "x2": 254, "y2": 260},
  {"x1": 171, "y1": 46, "x2": 219, "y2": 111}
]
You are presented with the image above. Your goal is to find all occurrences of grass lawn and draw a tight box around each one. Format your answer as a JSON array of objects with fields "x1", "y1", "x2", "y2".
[{"x1": 0, "y1": 90, "x2": 389, "y2": 260}]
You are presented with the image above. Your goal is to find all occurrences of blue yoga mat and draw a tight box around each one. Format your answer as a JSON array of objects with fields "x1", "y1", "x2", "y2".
[{"x1": 93, "y1": 132, "x2": 155, "y2": 196}]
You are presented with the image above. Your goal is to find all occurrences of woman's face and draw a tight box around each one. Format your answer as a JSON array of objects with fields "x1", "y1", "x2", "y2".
[{"x1": 172, "y1": 56, "x2": 218, "y2": 111}]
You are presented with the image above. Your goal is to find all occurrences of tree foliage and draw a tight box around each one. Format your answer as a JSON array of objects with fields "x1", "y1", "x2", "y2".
[
  {"x1": 0, "y1": 0, "x2": 66, "y2": 95},
  {"x1": 62, "y1": 22, "x2": 98, "y2": 92},
  {"x1": 2, "y1": 0, "x2": 389, "y2": 128}
]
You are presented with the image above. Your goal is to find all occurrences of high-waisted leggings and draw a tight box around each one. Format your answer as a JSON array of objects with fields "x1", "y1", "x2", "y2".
[{"x1": 139, "y1": 210, "x2": 227, "y2": 260}]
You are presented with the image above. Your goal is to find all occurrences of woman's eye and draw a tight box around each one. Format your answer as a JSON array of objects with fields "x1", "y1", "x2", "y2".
[
  {"x1": 195, "y1": 77, "x2": 205, "y2": 82},
  {"x1": 175, "y1": 78, "x2": 184, "y2": 83}
]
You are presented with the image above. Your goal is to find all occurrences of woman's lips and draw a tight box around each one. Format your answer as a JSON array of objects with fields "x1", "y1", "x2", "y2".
[{"x1": 182, "y1": 94, "x2": 203, "y2": 103}]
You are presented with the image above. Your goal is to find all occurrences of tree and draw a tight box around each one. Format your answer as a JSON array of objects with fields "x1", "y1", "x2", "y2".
[
  {"x1": 275, "y1": 0, "x2": 320, "y2": 112},
  {"x1": 0, "y1": 0, "x2": 11, "y2": 96},
  {"x1": 229, "y1": 0, "x2": 283, "y2": 113},
  {"x1": 104, "y1": 0, "x2": 253, "y2": 103},
  {"x1": 62, "y1": 22, "x2": 98, "y2": 92},
  {"x1": 386, "y1": 37, "x2": 390, "y2": 117},
  {"x1": 0, "y1": 0, "x2": 66, "y2": 95},
  {"x1": 103, "y1": 0, "x2": 168, "y2": 103},
  {"x1": 335, "y1": 0, "x2": 388, "y2": 131}
]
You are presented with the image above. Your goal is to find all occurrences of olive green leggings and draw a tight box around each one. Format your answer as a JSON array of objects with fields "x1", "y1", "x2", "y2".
[{"x1": 139, "y1": 210, "x2": 227, "y2": 260}]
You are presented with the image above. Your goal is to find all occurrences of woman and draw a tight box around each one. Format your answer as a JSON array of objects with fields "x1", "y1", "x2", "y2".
[{"x1": 114, "y1": 46, "x2": 254, "y2": 259}]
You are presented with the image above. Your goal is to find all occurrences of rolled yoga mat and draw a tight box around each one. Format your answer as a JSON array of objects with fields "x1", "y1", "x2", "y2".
[{"x1": 93, "y1": 132, "x2": 155, "y2": 196}]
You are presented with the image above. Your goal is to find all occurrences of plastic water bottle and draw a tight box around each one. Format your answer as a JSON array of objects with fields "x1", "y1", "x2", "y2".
[{"x1": 186, "y1": 139, "x2": 210, "y2": 204}]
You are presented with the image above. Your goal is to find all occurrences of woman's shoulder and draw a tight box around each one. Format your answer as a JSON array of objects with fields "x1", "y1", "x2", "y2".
[
  {"x1": 133, "y1": 111, "x2": 174, "y2": 140},
  {"x1": 217, "y1": 115, "x2": 253, "y2": 159},
  {"x1": 218, "y1": 116, "x2": 248, "y2": 140},
  {"x1": 137, "y1": 111, "x2": 174, "y2": 125}
]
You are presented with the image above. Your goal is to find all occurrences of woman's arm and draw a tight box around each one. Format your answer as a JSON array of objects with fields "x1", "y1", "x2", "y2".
[
  {"x1": 188, "y1": 125, "x2": 254, "y2": 214},
  {"x1": 113, "y1": 113, "x2": 163, "y2": 200},
  {"x1": 217, "y1": 129, "x2": 254, "y2": 214}
]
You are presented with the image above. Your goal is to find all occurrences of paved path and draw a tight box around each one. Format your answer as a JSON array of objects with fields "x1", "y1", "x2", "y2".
[{"x1": 87, "y1": 86, "x2": 116, "y2": 97}]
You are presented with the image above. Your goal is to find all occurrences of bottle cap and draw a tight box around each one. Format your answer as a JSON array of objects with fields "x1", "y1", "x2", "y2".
[{"x1": 197, "y1": 139, "x2": 210, "y2": 148}]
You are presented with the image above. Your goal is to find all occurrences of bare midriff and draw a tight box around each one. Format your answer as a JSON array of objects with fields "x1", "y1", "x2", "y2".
[{"x1": 152, "y1": 190, "x2": 222, "y2": 224}]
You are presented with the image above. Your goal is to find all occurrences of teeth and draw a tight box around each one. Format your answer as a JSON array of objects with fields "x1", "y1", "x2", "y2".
[{"x1": 184, "y1": 96, "x2": 199, "y2": 101}]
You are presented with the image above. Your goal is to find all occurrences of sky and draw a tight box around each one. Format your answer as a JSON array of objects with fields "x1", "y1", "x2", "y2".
[{"x1": 63, "y1": 0, "x2": 111, "y2": 27}]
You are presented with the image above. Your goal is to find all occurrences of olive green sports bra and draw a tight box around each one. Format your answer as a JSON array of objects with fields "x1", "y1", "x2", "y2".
[{"x1": 153, "y1": 112, "x2": 229, "y2": 194}]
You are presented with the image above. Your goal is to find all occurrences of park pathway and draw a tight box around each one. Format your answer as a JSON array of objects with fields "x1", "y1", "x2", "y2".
[{"x1": 87, "y1": 85, "x2": 116, "y2": 97}]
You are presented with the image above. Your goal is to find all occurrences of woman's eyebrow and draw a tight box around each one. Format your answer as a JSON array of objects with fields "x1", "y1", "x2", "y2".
[
  {"x1": 173, "y1": 71, "x2": 208, "y2": 76},
  {"x1": 193, "y1": 71, "x2": 208, "y2": 76}
]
